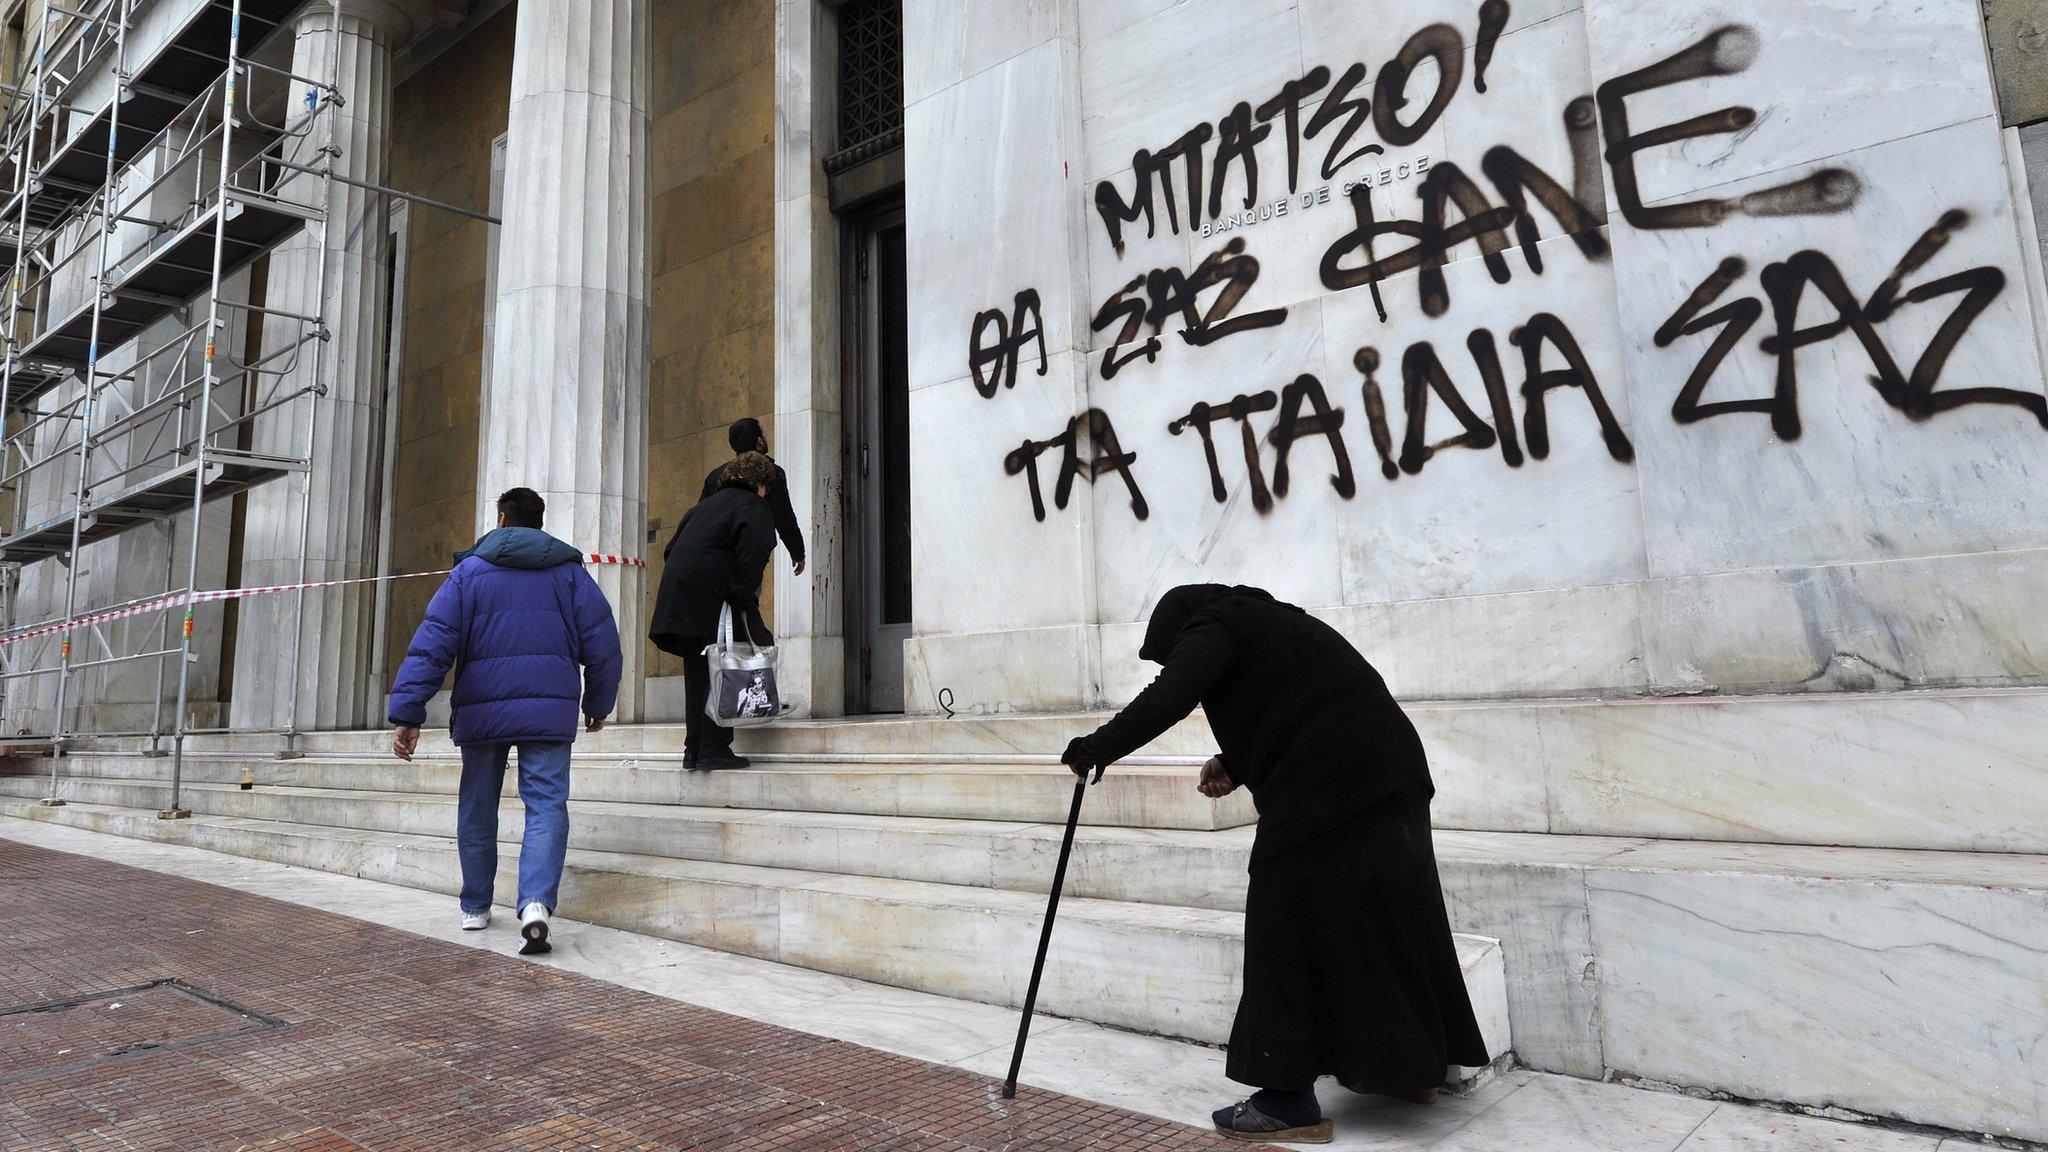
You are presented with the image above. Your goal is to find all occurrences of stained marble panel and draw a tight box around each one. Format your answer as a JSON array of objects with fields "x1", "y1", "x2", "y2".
[
  {"x1": 902, "y1": 0, "x2": 1070, "y2": 106},
  {"x1": 909, "y1": 352, "x2": 1093, "y2": 637},
  {"x1": 1580, "y1": 0, "x2": 1997, "y2": 207},
  {"x1": 1078, "y1": 0, "x2": 1304, "y2": 182},
  {"x1": 1319, "y1": 582, "x2": 1647, "y2": 699},
  {"x1": 1435, "y1": 831, "x2": 1626, "y2": 1078},
  {"x1": 1538, "y1": 687, "x2": 2048, "y2": 853},
  {"x1": 902, "y1": 623, "x2": 1098, "y2": 715},
  {"x1": 905, "y1": 38, "x2": 1089, "y2": 394},
  {"x1": 1320, "y1": 229, "x2": 1645, "y2": 605},
  {"x1": 1085, "y1": 295, "x2": 1345, "y2": 624},
  {"x1": 1078, "y1": 0, "x2": 1193, "y2": 47},
  {"x1": 1613, "y1": 117, "x2": 2048, "y2": 577},
  {"x1": 1643, "y1": 548, "x2": 2048, "y2": 697},
  {"x1": 1436, "y1": 10, "x2": 1605, "y2": 223},
  {"x1": 1586, "y1": 857, "x2": 2048, "y2": 1141},
  {"x1": 1298, "y1": 0, "x2": 1581, "y2": 81}
]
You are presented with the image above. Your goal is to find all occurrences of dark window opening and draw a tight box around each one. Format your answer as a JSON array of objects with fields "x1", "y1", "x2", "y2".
[{"x1": 826, "y1": 0, "x2": 902, "y2": 176}]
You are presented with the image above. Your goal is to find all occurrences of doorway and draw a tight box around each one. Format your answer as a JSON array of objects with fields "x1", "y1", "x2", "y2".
[{"x1": 848, "y1": 205, "x2": 911, "y2": 713}]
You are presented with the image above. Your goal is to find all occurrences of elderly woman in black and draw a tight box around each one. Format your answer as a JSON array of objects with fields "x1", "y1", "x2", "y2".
[
  {"x1": 1062, "y1": 584, "x2": 1488, "y2": 1145},
  {"x1": 649, "y1": 450, "x2": 777, "y2": 770}
]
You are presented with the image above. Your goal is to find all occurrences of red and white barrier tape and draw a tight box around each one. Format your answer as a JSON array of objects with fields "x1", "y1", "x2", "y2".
[{"x1": 1, "y1": 554, "x2": 645, "y2": 652}]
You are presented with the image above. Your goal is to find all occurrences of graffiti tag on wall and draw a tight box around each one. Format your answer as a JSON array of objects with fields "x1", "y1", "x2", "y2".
[{"x1": 964, "y1": 4, "x2": 2044, "y2": 522}]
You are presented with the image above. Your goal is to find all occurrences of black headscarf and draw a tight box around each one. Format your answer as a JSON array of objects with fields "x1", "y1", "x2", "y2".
[{"x1": 1139, "y1": 584, "x2": 1285, "y2": 663}]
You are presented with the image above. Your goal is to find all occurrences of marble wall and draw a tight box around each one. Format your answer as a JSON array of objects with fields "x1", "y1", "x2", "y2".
[{"x1": 903, "y1": 0, "x2": 2048, "y2": 712}]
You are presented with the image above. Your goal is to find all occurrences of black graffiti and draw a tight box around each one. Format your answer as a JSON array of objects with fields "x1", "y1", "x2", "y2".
[
  {"x1": 1513, "y1": 313, "x2": 1636, "y2": 462},
  {"x1": 1305, "y1": 63, "x2": 1382, "y2": 184},
  {"x1": 1660, "y1": 211, "x2": 2046, "y2": 439},
  {"x1": 1093, "y1": 5, "x2": 1508, "y2": 252},
  {"x1": 1356, "y1": 313, "x2": 1626, "y2": 481},
  {"x1": 1167, "y1": 377, "x2": 1360, "y2": 512},
  {"x1": 1003, "y1": 409, "x2": 1150, "y2": 521},
  {"x1": 1257, "y1": 67, "x2": 1332, "y2": 193},
  {"x1": 1375, "y1": 24, "x2": 1464, "y2": 148},
  {"x1": 1596, "y1": 25, "x2": 1860, "y2": 231},
  {"x1": 1095, "y1": 124, "x2": 1214, "y2": 256},
  {"x1": 1090, "y1": 237, "x2": 1288, "y2": 379},
  {"x1": 1481, "y1": 145, "x2": 1609, "y2": 273},
  {"x1": 1154, "y1": 313, "x2": 1626, "y2": 518},
  {"x1": 1397, "y1": 341, "x2": 1504, "y2": 473},
  {"x1": 1563, "y1": 96, "x2": 1604, "y2": 216},
  {"x1": 1211, "y1": 101, "x2": 1271, "y2": 220},
  {"x1": 1473, "y1": 0, "x2": 1512, "y2": 93},
  {"x1": 1320, "y1": 100, "x2": 1617, "y2": 321},
  {"x1": 969, "y1": 289, "x2": 1048, "y2": 399},
  {"x1": 1320, "y1": 163, "x2": 1522, "y2": 321},
  {"x1": 1267, "y1": 375, "x2": 1356, "y2": 499},
  {"x1": 1170, "y1": 392, "x2": 1282, "y2": 511}
]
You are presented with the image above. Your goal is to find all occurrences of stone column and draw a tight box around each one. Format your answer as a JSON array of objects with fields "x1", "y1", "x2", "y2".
[
  {"x1": 769, "y1": 0, "x2": 844, "y2": 715},
  {"x1": 480, "y1": 0, "x2": 652, "y2": 720},
  {"x1": 231, "y1": 3, "x2": 407, "y2": 731}
]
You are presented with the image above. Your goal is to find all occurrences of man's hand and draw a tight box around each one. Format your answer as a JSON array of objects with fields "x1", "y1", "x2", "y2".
[
  {"x1": 586, "y1": 716, "x2": 606, "y2": 733},
  {"x1": 1197, "y1": 755, "x2": 1238, "y2": 799},
  {"x1": 393, "y1": 726, "x2": 421, "y2": 762},
  {"x1": 792, "y1": 558, "x2": 806, "y2": 576}
]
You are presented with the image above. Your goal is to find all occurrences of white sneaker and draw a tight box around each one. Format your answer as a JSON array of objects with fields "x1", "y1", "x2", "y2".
[
  {"x1": 460, "y1": 910, "x2": 491, "y2": 931},
  {"x1": 517, "y1": 902, "x2": 551, "y2": 954}
]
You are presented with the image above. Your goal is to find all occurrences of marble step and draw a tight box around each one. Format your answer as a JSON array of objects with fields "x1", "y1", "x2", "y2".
[
  {"x1": 24, "y1": 751, "x2": 1254, "y2": 830},
  {"x1": 0, "y1": 771, "x2": 1257, "y2": 911},
  {"x1": 6, "y1": 790, "x2": 2044, "y2": 1141},
  {"x1": 0, "y1": 794, "x2": 1511, "y2": 1065},
  {"x1": 71, "y1": 686, "x2": 2048, "y2": 852}
]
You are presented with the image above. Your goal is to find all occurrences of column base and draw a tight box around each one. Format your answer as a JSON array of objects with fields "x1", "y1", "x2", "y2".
[
  {"x1": 156, "y1": 809, "x2": 192, "y2": 821},
  {"x1": 37, "y1": 797, "x2": 65, "y2": 808}
]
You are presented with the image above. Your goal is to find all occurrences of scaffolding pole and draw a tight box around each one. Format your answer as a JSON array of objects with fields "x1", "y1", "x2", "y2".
[
  {"x1": 167, "y1": 0, "x2": 249, "y2": 816},
  {"x1": 0, "y1": 0, "x2": 498, "y2": 787},
  {"x1": 47, "y1": 0, "x2": 129, "y2": 801}
]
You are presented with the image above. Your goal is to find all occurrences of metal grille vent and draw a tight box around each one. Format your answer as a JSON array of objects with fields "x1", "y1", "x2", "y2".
[{"x1": 827, "y1": 0, "x2": 902, "y2": 175}]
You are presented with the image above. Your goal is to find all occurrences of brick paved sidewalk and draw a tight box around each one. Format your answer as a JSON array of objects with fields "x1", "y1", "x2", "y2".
[{"x1": 0, "y1": 838, "x2": 1240, "y2": 1151}]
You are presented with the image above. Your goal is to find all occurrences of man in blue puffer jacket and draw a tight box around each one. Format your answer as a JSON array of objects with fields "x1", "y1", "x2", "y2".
[{"x1": 388, "y1": 487, "x2": 623, "y2": 955}]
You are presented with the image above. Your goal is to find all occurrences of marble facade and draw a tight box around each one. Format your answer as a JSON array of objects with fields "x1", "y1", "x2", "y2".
[{"x1": 901, "y1": 0, "x2": 2048, "y2": 713}]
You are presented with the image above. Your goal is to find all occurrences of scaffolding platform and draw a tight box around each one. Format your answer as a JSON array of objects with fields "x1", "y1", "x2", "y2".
[
  {"x1": 5, "y1": 0, "x2": 301, "y2": 234},
  {"x1": 0, "y1": 447, "x2": 303, "y2": 562},
  {"x1": 2, "y1": 359, "x2": 75, "y2": 400},
  {"x1": 8, "y1": 189, "x2": 315, "y2": 397}
]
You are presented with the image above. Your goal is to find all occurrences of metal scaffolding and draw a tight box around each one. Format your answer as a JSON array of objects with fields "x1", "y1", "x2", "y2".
[{"x1": 0, "y1": 0, "x2": 344, "y2": 816}]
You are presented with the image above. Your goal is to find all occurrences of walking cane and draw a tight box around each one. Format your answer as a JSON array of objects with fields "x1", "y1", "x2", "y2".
[{"x1": 1002, "y1": 762, "x2": 1099, "y2": 1099}]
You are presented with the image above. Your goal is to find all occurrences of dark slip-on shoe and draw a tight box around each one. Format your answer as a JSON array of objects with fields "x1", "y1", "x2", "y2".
[{"x1": 1211, "y1": 1099, "x2": 1333, "y2": 1144}]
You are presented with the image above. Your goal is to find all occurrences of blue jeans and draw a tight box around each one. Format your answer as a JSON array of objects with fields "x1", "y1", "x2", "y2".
[{"x1": 456, "y1": 741, "x2": 571, "y2": 915}]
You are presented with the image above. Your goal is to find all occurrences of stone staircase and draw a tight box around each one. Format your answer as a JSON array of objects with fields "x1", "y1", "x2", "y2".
[
  {"x1": 5, "y1": 691, "x2": 2048, "y2": 1144},
  {"x1": 0, "y1": 719, "x2": 1509, "y2": 1066}
]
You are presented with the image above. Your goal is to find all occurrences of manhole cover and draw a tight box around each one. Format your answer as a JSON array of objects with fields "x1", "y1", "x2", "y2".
[{"x1": 0, "y1": 979, "x2": 286, "y2": 1085}]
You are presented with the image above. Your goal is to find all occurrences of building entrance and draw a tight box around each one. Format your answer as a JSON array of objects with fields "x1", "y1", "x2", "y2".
[{"x1": 848, "y1": 206, "x2": 911, "y2": 713}]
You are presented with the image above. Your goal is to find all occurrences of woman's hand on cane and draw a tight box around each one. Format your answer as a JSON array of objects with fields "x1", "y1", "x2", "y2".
[{"x1": 1060, "y1": 736, "x2": 1105, "y2": 783}]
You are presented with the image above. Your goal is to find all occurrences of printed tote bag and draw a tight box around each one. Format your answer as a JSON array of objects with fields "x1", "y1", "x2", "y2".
[{"x1": 703, "y1": 604, "x2": 784, "y2": 727}]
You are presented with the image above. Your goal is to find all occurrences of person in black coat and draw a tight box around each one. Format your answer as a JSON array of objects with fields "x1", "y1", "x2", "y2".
[
  {"x1": 701, "y1": 417, "x2": 805, "y2": 575},
  {"x1": 650, "y1": 451, "x2": 778, "y2": 769},
  {"x1": 1061, "y1": 584, "x2": 1489, "y2": 1145}
]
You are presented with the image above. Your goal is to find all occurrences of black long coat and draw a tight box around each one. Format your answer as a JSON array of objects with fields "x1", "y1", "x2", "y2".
[
  {"x1": 1068, "y1": 584, "x2": 1488, "y2": 1091},
  {"x1": 701, "y1": 456, "x2": 805, "y2": 565},
  {"x1": 648, "y1": 482, "x2": 775, "y2": 652},
  {"x1": 1068, "y1": 584, "x2": 1432, "y2": 865}
]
